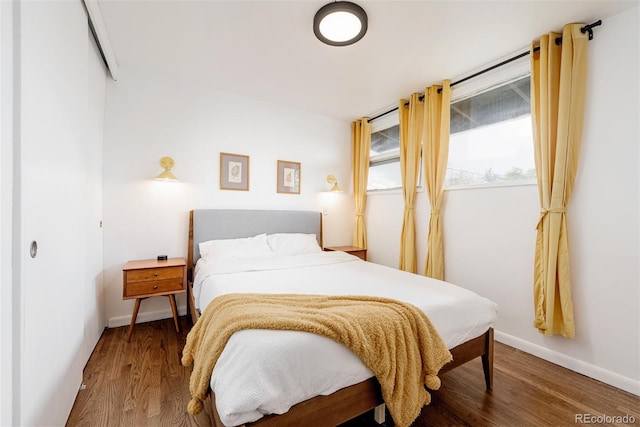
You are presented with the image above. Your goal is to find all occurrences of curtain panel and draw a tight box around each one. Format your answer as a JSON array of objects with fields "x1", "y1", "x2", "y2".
[
  {"x1": 398, "y1": 94, "x2": 424, "y2": 273},
  {"x1": 423, "y1": 81, "x2": 451, "y2": 280},
  {"x1": 531, "y1": 24, "x2": 588, "y2": 338},
  {"x1": 352, "y1": 118, "x2": 371, "y2": 249}
]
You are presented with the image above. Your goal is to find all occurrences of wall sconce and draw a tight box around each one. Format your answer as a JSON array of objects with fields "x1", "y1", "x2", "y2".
[
  {"x1": 154, "y1": 156, "x2": 179, "y2": 181},
  {"x1": 327, "y1": 175, "x2": 342, "y2": 192}
]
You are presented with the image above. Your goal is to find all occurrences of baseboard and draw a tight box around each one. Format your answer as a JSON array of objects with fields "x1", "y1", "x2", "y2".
[
  {"x1": 108, "y1": 304, "x2": 187, "y2": 329},
  {"x1": 494, "y1": 330, "x2": 640, "y2": 396}
]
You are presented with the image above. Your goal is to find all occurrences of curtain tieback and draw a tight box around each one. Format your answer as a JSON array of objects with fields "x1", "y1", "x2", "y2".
[{"x1": 536, "y1": 207, "x2": 567, "y2": 228}]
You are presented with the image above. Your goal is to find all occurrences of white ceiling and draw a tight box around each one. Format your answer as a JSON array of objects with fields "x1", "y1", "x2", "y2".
[{"x1": 97, "y1": 0, "x2": 638, "y2": 121}]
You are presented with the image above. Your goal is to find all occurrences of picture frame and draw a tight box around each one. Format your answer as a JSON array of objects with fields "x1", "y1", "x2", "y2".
[
  {"x1": 277, "y1": 160, "x2": 301, "y2": 194},
  {"x1": 220, "y1": 152, "x2": 249, "y2": 191}
]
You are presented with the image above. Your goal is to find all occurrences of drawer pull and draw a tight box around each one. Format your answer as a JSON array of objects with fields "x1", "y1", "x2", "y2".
[
  {"x1": 154, "y1": 273, "x2": 159, "y2": 277},
  {"x1": 153, "y1": 285, "x2": 159, "y2": 289}
]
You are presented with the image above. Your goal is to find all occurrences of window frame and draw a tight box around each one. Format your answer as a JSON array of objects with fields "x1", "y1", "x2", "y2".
[
  {"x1": 367, "y1": 109, "x2": 424, "y2": 194},
  {"x1": 366, "y1": 50, "x2": 537, "y2": 193},
  {"x1": 444, "y1": 53, "x2": 537, "y2": 191}
]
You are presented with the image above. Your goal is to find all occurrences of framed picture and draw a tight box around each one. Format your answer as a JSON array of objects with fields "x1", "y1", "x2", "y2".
[
  {"x1": 277, "y1": 160, "x2": 301, "y2": 194},
  {"x1": 220, "y1": 152, "x2": 249, "y2": 191}
]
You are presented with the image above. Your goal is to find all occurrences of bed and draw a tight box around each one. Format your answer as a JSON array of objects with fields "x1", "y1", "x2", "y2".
[{"x1": 185, "y1": 209, "x2": 497, "y2": 427}]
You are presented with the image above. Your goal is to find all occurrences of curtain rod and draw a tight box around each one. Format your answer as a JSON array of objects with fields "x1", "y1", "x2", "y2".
[{"x1": 367, "y1": 19, "x2": 602, "y2": 123}]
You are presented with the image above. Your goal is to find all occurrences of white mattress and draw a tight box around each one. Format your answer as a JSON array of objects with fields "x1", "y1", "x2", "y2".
[{"x1": 193, "y1": 251, "x2": 497, "y2": 426}]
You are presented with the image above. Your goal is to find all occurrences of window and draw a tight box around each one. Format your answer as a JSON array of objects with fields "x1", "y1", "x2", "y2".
[
  {"x1": 367, "y1": 54, "x2": 534, "y2": 191},
  {"x1": 367, "y1": 111, "x2": 423, "y2": 192},
  {"x1": 368, "y1": 123, "x2": 402, "y2": 191},
  {"x1": 446, "y1": 74, "x2": 536, "y2": 188}
]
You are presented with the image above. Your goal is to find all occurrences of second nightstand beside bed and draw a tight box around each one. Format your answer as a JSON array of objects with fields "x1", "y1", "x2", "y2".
[{"x1": 323, "y1": 246, "x2": 367, "y2": 261}]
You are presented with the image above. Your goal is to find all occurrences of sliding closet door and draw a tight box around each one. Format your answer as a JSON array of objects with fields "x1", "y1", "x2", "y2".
[
  {"x1": 20, "y1": 1, "x2": 104, "y2": 425},
  {"x1": 83, "y1": 27, "x2": 106, "y2": 366}
]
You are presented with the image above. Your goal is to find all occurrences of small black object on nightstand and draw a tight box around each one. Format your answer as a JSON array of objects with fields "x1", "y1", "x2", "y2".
[{"x1": 157, "y1": 255, "x2": 168, "y2": 261}]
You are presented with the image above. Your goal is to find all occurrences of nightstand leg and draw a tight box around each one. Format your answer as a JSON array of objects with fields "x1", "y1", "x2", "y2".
[
  {"x1": 127, "y1": 298, "x2": 142, "y2": 343},
  {"x1": 168, "y1": 294, "x2": 180, "y2": 333}
]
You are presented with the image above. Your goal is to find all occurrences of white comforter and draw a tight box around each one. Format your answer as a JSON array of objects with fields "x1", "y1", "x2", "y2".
[{"x1": 193, "y1": 251, "x2": 497, "y2": 426}]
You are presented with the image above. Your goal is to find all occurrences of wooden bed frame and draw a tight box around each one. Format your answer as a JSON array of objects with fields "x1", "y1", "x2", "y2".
[{"x1": 185, "y1": 209, "x2": 494, "y2": 427}]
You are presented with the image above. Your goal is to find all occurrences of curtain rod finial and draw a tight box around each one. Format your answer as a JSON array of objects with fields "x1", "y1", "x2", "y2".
[{"x1": 581, "y1": 19, "x2": 602, "y2": 40}]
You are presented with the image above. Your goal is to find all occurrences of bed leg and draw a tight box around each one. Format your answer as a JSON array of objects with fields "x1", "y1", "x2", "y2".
[
  {"x1": 481, "y1": 328, "x2": 494, "y2": 390},
  {"x1": 186, "y1": 283, "x2": 190, "y2": 322},
  {"x1": 374, "y1": 403, "x2": 386, "y2": 424}
]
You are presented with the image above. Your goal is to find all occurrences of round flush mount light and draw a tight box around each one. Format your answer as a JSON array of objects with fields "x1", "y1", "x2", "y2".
[{"x1": 313, "y1": 1, "x2": 368, "y2": 46}]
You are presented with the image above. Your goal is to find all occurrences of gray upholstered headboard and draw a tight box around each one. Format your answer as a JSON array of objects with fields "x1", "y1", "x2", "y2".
[{"x1": 188, "y1": 209, "x2": 322, "y2": 268}]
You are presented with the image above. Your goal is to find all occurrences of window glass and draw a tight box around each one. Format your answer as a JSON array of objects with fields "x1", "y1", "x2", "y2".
[
  {"x1": 366, "y1": 60, "x2": 534, "y2": 192},
  {"x1": 446, "y1": 76, "x2": 535, "y2": 188},
  {"x1": 371, "y1": 125, "x2": 400, "y2": 157},
  {"x1": 368, "y1": 124, "x2": 402, "y2": 191}
]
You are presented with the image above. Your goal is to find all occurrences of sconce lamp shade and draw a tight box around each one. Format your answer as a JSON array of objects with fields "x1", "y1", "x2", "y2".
[
  {"x1": 155, "y1": 156, "x2": 179, "y2": 181},
  {"x1": 327, "y1": 174, "x2": 343, "y2": 192},
  {"x1": 314, "y1": 1, "x2": 368, "y2": 46}
]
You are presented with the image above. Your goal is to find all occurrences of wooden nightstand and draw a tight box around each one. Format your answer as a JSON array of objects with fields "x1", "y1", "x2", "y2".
[
  {"x1": 324, "y1": 246, "x2": 367, "y2": 261},
  {"x1": 122, "y1": 258, "x2": 186, "y2": 342}
]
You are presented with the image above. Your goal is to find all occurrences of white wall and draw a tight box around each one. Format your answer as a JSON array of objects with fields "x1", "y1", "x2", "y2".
[
  {"x1": 0, "y1": 1, "x2": 18, "y2": 424},
  {"x1": 102, "y1": 68, "x2": 354, "y2": 327},
  {"x1": 16, "y1": 1, "x2": 107, "y2": 425},
  {"x1": 367, "y1": 6, "x2": 639, "y2": 395}
]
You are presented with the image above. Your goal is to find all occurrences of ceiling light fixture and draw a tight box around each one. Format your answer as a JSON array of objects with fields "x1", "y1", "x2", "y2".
[{"x1": 313, "y1": 1, "x2": 368, "y2": 47}]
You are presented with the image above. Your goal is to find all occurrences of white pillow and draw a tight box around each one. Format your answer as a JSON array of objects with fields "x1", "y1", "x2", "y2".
[
  {"x1": 199, "y1": 233, "x2": 275, "y2": 263},
  {"x1": 267, "y1": 233, "x2": 322, "y2": 257}
]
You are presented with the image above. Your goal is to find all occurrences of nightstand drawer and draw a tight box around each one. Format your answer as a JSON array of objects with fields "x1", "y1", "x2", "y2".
[
  {"x1": 348, "y1": 250, "x2": 366, "y2": 261},
  {"x1": 126, "y1": 266, "x2": 184, "y2": 283},
  {"x1": 324, "y1": 246, "x2": 367, "y2": 261},
  {"x1": 124, "y1": 278, "x2": 184, "y2": 298}
]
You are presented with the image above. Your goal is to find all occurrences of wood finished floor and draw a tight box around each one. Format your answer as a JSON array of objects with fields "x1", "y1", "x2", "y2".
[{"x1": 67, "y1": 317, "x2": 639, "y2": 427}]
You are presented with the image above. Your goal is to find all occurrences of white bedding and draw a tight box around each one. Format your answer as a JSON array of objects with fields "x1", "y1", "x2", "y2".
[{"x1": 193, "y1": 251, "x2": 497, "y2": 426}]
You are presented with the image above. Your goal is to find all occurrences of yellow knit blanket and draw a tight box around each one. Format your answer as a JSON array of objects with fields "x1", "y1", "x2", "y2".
[{"x1": 181, "y1": 293, "x2": 452, "y2": 427}]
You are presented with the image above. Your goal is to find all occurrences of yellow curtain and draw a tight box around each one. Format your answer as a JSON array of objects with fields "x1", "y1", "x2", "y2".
[
  {"x1": 531, "y1": 24, "x2": 588, "y2": 338},
  {"x1": 423, "y1": 81, "x2": 451, "y2": 280},
  {"x1": 352, "y1": 118, "x2": 371, "y2": 249},
  {"x1": 398, "y1": 94, "x2": 424, "y2": 273}
]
